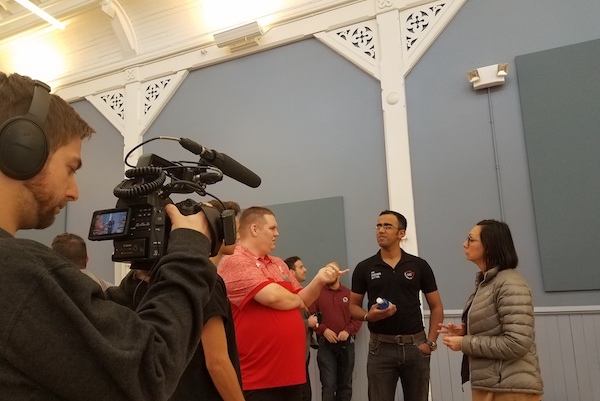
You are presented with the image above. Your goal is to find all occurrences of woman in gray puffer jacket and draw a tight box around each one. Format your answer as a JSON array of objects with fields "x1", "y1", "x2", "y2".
[{"x1": 438, "y1": 220, "x2": 543, "y2": 401}]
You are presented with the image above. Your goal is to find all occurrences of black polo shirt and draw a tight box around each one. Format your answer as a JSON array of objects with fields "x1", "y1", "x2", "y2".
[{"x1": 352, "y1": 249, "x2": 438, "y2": 335}]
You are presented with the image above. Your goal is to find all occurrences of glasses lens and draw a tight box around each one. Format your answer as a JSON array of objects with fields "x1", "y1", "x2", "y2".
[{"x1": 375, "y1": 224, "x2": 396, "y2": 230}]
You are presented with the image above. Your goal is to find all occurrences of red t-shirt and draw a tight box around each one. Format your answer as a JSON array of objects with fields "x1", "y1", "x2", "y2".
[{"x1": 218, "y1": 245, "x2": 306, "y2": 390}]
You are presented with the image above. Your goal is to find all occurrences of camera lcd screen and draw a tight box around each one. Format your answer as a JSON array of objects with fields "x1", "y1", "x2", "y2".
[{"x1": 88, "y1": 208, "x2": 130, "y2": 240}]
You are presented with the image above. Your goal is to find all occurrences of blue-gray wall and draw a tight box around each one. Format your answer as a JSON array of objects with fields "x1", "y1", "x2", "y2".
[{"x1": 405, "y1": 0, "x2": 600, "y2": 309}]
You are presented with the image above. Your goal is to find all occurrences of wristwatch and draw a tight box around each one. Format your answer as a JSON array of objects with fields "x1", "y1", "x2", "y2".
[{"x1": 425, "y1": 339, "x2": 437, "y2": 351}]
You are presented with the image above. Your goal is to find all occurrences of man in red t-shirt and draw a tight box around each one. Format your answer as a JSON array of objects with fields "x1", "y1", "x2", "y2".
[{"x1": 218, "y1": 206, "x2": 347, "y2": 401}]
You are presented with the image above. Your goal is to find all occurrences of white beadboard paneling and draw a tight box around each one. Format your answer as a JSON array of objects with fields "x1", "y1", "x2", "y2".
[
  {"x1": 581, "y1": 314, "x2": 600, "y2": 401},
  {"x1": 592, "y1": 314, "x2": 600, "y2": 401},
  {"x1": 558, "y1": 315, "x2": 581, "y2": 400},
  {"x1": 571, "y1": 315, "x2": 591, "y2": 400}
]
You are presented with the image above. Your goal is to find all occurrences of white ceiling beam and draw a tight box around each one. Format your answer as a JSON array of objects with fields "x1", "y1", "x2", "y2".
[{"x1": 101, "y1": 0, "x2": 139, "y2": 55}]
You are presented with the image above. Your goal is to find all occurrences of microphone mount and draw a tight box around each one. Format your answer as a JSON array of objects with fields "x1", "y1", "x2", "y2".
[{"x1": 123, "y1": 136, "x2": 261, "y2": 188}]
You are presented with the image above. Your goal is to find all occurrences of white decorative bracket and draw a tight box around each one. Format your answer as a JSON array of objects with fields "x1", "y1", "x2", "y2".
[
  {"x1": 399, "y1": 0, "x2": 466, "y2": 75},
  {"x1": 85, "y1": 69, "x2": 188, "y2": 165},
  {"x1": 315, "y1": 0, "x2": 467, "y2": 80},
  {"x1": 101, "y1": 0, "x2": 139, "y2": 56},
  {"x1": 314, "y1": 20, "x2": 379, "y2": 79}
]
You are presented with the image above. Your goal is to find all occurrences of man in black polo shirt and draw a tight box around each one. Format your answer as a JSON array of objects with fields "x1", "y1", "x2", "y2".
[{"x1": 349, "y1": 210, "x2": 444, "y2": 401}]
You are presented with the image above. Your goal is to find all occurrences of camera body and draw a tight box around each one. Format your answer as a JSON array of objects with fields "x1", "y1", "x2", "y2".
[{"x1": 89, "y1": 152, "x2": 237, "y2": 270}]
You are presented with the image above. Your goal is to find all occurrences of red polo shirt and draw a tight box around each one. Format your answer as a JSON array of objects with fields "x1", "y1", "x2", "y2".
[{"x1": 218, "y1": 245, "x2": 306, "y2": 390}]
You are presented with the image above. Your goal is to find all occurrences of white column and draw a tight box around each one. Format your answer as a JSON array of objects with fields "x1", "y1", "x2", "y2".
[{"x1": 376, "y1": 9, "x2": 419, "y2": 255}]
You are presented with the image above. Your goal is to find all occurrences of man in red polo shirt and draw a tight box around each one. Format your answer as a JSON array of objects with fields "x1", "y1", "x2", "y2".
[
  {"x1": 310, "y1": 262, "x2": 362, "y2": 401},
  {"x1": 218, "y1": 206, "x2": 347, "y2": 401}
]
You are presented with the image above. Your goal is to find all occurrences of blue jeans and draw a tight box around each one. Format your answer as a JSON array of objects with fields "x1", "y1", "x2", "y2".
[
  {"x1": 317, "y1": 338, "x2": 355, "y2": 401},
  {"x1": 367, "y1": 339, "x2": 430, "y2": 401}
]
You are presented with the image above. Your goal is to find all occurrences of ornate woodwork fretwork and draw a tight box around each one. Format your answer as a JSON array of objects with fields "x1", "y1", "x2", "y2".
[
  {"x1": 99, "y1": 90, "x2": 125, "y2": 120},
  {"x1": 315, "y1": 0, "x2": 464, "y2": 79},
  {"x1": 143, "y1": 78, "x2": 171, "y2": 115},
  {"x1": 90, "y1": 71, "x2": 186, "y2": 134},
  {"x1": 336, "y1": 24, "x2": 377, "y2": 60},
  {"x1": 404, "y1": 2, "x2": 446, "y2": 52}
]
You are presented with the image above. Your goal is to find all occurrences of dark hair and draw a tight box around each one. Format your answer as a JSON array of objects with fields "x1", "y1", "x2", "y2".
[
  {"x1": 284, "y1": 256, "x2": 301, "y2": 270},
  {"x1": 207, "y1": 199, "x2": 241, "y2": 215},
  {"x1": 51, "y1": 233, "x2": 87, "y2": 269},
  {"x1": 379, "y1": 210, "x2": 407, "y2": 230},
  {"x1": 477, "y1": 219, "x2": 518, "y2": 271},
  {"x1": 0, "y1": 72, "x2": 94, "y2": 153}
]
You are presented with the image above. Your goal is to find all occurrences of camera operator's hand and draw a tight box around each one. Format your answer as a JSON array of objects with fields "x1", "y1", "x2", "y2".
[
  {"x1": 133, "y1": 269, "x2": 151, "y2": 283},
  {"x1": 165, "y1": 204, "x2": 212, "y2": 242}
]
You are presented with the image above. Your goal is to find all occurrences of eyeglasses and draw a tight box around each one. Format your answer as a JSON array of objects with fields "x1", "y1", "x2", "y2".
[
  {"x1": 375, "y1": 223, "x2": 403, "y2": 231},
  {"x1": 466, "y1": 237, "x2": 480, "y2": 246}
]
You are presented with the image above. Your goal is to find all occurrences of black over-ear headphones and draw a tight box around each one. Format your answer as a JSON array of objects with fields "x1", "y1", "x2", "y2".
[{"x1": 0, "y1": 80, "x2": 51, "y2": 180}]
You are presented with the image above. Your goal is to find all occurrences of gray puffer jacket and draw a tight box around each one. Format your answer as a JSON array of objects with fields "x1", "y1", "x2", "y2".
[{"x1": 460, "y1": 267, "x2": 543, "y2": 395}]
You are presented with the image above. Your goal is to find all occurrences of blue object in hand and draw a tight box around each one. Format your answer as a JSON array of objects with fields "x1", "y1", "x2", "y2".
[{"x1": 376, "y1": 297, "x2": 390, "y2": 309}]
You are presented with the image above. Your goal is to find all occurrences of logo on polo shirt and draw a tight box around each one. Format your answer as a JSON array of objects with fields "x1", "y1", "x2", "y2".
[
  {"x1": 370, "y1": 271, "x2": 382, "y2": 280},
  {"x1": 404, "y1": 270, "x2": 415, "y2": 280}
]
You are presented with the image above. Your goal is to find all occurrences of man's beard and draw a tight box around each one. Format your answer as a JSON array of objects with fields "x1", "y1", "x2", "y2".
[{"x1": 23, "y1": 173, "x2": 60, "y2": 229}]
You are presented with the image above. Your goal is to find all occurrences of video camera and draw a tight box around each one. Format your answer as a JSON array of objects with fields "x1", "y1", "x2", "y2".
[{"x1": 88, "y1": 136, "x2": 260, "y2": 270}]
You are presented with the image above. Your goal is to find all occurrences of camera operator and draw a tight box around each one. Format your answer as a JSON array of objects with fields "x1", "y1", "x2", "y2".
[{"x1": 0, "y1": 72, "x2": 216, "y2": 400}]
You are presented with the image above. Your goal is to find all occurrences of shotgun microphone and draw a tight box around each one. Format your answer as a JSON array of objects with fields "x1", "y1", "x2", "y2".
[{"x1": 178, "y1": 137, "x2": 261, "y2": 188}]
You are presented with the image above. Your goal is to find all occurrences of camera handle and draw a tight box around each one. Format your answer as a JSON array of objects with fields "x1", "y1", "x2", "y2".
[{"x1": 175, "y1": 199, "x2": 235, "y2": 257}]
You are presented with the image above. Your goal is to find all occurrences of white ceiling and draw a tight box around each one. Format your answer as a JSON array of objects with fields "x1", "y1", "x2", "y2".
[{"x1": 0, "y1": 0, "x2": 360, "y2": 87}]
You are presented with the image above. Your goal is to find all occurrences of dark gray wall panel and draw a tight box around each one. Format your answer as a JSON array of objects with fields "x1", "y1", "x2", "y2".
[
  {"x1": 267, "y1": 196, "x2": 348, "y2": 286},
  {"x1": 516, "y1": 39, "x2": 600, "y2": 291}
]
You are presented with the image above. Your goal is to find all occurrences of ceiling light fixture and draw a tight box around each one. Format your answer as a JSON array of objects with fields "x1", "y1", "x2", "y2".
[
  {"x1": 213, "y1": 21, "x2": 264, "y2": 52},
  {"x1": 15, "y1": 0, "x2": 66, "y2": 30}
]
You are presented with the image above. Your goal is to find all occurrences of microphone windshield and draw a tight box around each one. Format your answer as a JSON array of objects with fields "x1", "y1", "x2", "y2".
[
  {"x1": 178, "y1": 137, "x2": 261, "y2": 188},
  {"x1": 213, "y1": 152, "x2": 262, "y2": 188}
]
